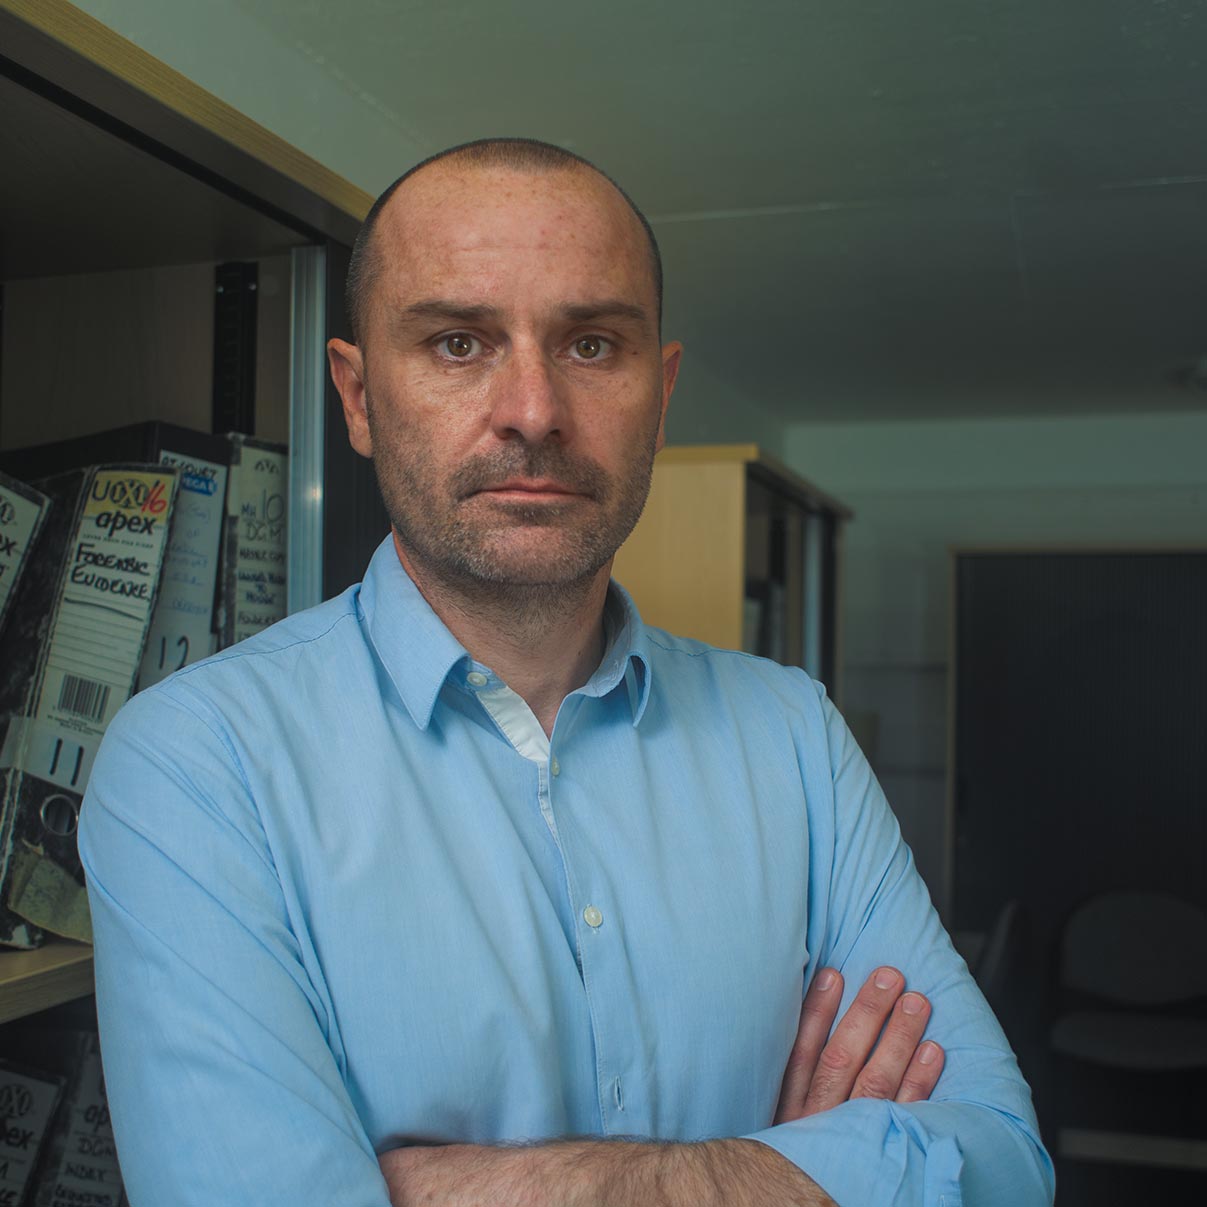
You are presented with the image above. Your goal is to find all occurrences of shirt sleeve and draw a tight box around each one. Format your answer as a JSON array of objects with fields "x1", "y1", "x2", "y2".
[
  {"x1": 742, "y1": 686, "x2": 1055, "y2": 1207},
  {"x1": 78, "y1": 686, "x2": 394, "y2": 1207}
]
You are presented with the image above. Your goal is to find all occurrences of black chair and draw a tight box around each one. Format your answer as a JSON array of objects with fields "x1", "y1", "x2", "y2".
[{"x1": 1047, "y1": 890, "x2": 1207, "y2": 1184}]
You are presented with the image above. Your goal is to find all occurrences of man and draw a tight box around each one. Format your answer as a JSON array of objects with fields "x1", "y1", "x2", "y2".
[{"x1": 79, "y1": 139, "x2": 1052, "y2": 1205}]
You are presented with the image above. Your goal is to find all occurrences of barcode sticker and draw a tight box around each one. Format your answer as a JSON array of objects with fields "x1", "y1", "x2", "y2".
[{"x1": 55, "y1": 674, "x2": 111, "y2": 724}]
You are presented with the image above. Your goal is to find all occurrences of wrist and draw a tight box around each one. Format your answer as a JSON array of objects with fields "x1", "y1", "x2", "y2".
[{"x1": 555, "y1": 1137, "x2": 833, "y2": 1207}]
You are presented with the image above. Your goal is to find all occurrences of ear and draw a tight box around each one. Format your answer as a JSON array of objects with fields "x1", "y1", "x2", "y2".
[
  {"x1": 655, "y1": 340, "x2": 683, "y2": 452},
  {"x1": 327, "y1": 339, "x2": 373, "y2": 459}
]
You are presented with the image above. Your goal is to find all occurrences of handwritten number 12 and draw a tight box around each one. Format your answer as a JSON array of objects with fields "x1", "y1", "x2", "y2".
[{"x1": 157, "y1": 635, "x2": 190, "y2": 672}]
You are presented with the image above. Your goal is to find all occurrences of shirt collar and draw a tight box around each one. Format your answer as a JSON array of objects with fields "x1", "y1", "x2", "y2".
[
  {"x1": 358, "y1": 537, "x2": 470, "y2": 731},
  {"x1": 584, "y1": 579, "x2": 653, "y2": 726},
  {"x1": 357, "y1": 536, "x2": 654, "y2": 731}
]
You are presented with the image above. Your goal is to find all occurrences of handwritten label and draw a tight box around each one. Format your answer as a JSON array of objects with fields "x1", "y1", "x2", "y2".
[
  {"x1": 227, "y1": 446, "x2": 287, "y2": 645},
  {"x1": 0, "y1": 1063, "x2": 62, "y2": 1206},
  {"x1": 0, "y1": 478, "x2": 50, "y2": 628},
  {"x1": 137, "y1": 452, "x2": 228, "y2": 690},
  {"x1": 34, "y1": 1047, "x2": 123, "y2": 1207},
  {"x1": 0, "y1": 717, "x2": 98, "y2": 792}
]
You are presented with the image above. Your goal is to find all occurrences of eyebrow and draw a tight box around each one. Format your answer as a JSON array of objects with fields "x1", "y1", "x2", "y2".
[
  {"x1": 397, "y1": 298, "x2": 652, "y2": 327},
  {"x1": 400, "y1": 300, "x2": 502, "y2": 324},
  {"x1": 558, "y1": 301, "x2": 650, "y2": 326}
]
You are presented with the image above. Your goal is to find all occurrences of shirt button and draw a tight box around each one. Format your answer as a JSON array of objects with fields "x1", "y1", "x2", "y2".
[
  {"x1": 583, "y1": 905, "x2": 603, "y2": 928},
  {"x1": 467, "y1": 671, "x2": 488, "y2": 687},
  {"x1": 551, "y1": 758, "x2": 561, "y2": 777}
]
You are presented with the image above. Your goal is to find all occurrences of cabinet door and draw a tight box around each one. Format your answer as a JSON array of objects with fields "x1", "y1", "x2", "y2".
[{"x1": 952, "y1": 551, "x2": 1207, "y2": 955}]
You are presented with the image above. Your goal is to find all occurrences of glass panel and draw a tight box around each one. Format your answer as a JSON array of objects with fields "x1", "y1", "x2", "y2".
[
  {"x1": 803, "y1": 510, "x2": 825, "y2": 679},
  {"x1": 744, "y1": 472, "x2": 807, "y2": 667},
  {"x1": 743, "y1": 476, "x2": 772, "y2": 655},
  {"x1": 287, "y1": 245, "x2": 328, "y2": 614}
]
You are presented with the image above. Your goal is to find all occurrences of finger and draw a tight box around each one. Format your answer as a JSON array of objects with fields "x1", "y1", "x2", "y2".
[
  {"x1": 850, "y1": 990, "x2": 932, "y2": 1100},
  {"x1": 896, "y1": 1041, "x2": 945, "y2": 1103},
  {"x1": 802, "y1": 965, "x2": 904, "y2": 1115},
  {"x1": 774, "y1": 968, "x2": 843, "y2": 1124}
]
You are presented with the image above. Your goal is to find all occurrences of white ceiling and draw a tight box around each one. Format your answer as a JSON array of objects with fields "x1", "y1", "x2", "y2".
[{"x1": 207, "y1": 2, "x2": 1207, "y2": 420}]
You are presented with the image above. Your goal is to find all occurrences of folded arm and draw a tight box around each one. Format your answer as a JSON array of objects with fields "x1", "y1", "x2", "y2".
[
  {"x1": 382, "y1": 1139, "x2": 832, "y2": 1207},
  {"x1": 738, "y1": 687, "x2": 1055, "y2": 1205},
  {"x1": 378, "y1": 965, "x2": 944, "y2": 1206}
]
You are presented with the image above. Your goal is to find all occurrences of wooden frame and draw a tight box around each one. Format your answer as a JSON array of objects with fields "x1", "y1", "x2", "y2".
[{"x1": 612, "y1": 444, "x2": 850, "y2": 697}]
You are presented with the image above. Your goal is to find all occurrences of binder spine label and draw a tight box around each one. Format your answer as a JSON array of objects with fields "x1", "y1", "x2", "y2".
[
  {"x1": 35, "y1": 469, "x2": 176, "y2": 737},
  {"x1": 228, "y1": 446, "x2": 288, "y2": 644},
  {"x1": 0, "y1": 718, "x2": 98, "y2": 795},
  {"x1": 0, "y1": 480, "x2": 50, "y2": 629},
  {"x1": 137, "y1": 452, "x2": 228, "y2": 689},
  {"x1": 31, "y1": 1043, "x2": 124, "y2": 1207},
  {"x1": 0, "y1": 1062, "x2": 64, "y2": 1203}
]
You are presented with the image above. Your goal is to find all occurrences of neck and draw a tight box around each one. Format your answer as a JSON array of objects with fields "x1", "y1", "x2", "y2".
[{"x1": 392, "y1": 532, "x2": 610, "y2": 736}]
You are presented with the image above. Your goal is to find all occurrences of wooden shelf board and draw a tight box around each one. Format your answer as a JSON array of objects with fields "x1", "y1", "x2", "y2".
[
  {"x1": 0, "y1": 939, "x2": 94, "y2": 1025},
  {"x1": 657, "y1": 444, "x2": 854, "y2": 519}
]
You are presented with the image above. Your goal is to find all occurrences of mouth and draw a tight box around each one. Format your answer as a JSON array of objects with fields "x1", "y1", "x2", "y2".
[{"x1": 474, "y1": 479, "x2": 585, "y2": 501}]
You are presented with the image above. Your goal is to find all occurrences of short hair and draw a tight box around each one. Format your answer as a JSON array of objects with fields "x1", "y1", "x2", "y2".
[{"x1": 344, "y1": 137, "x2": 663, "y2": 343}]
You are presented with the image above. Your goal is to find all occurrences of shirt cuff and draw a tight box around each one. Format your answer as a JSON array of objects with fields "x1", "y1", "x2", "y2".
[{"x1": 743, "y1": 1099, "x2": 965, "y2": 1207}]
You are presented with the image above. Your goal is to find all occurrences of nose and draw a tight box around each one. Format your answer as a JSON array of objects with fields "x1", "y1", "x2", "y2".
[{"x1": 487, "y1": 340, "x2": 572, "y2": 445}]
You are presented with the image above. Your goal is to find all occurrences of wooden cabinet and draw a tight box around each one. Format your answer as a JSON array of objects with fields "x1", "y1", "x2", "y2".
[
  {"x1": 612, "y1": 443, "x2": 851, "y2": 693},
  {"x1": 0, "y1": 0, "x2": 370, "y2": 1021}
]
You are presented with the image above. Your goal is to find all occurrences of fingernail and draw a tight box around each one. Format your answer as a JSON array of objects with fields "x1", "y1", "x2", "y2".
[
  {"x1": 918, "y1": 1042, "x2": 939, "y2": 1066},
  {"x1": 902, "y1": 992, "x2": 925, "y2": 1015},
  {"x1": 815, "y1": 969, "x2": 836, "y2": 991},
  {"x1": 874, "y1": 967, "x2": 898, "y2": 990}
]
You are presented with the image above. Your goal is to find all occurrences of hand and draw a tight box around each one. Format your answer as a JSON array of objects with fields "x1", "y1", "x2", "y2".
[{"x1": 774, "y1": 965, "x2": 945, "y2": 1123}]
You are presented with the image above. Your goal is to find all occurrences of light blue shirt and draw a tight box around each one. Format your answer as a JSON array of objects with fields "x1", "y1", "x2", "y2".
[{"x1": 80, "y1": 537, "x2": 1053, "y2": 1206}]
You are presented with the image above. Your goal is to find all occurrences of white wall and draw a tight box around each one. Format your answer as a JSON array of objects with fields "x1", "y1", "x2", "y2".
[
  {"x1": 783, "y1": 410, "x2": 1207, "y2": 911},
  {"x1": 663, "y1": 362, "x2": 784, "y2": 451}
]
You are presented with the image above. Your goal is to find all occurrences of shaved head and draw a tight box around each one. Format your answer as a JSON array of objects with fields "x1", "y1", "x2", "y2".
[{"x1": 345, "y1": 138, "x2": 663, "y2": 344}]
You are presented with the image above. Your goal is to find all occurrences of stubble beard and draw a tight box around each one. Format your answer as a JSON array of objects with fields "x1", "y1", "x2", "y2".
[{"x1": 367, "y1": 394, "x2": 660, "y2": 621}]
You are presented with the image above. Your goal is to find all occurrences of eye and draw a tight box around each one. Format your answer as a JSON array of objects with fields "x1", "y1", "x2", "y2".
[
  {"x1": 439, "y1": 333, "x2": 481, "y2": 359},
  {"x1": 572, "y1": 335, "x2": 607, "y2": 360}
]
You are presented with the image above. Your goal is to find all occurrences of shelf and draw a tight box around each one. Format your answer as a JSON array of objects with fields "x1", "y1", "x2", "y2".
[
  {"x1": 0, "y1": 67, "x2": 309, "y2": 281},
  {"x1": 0, "y1": 938, "x2": 94, "y2": 1024},
  {"x1": 0, "y1": 0, "x2": 367, "y2": 260}
]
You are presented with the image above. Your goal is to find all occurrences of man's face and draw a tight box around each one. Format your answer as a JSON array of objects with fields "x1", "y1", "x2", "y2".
[{"x1": 329, "y1": 163, "x2": 681, "y2": 595}]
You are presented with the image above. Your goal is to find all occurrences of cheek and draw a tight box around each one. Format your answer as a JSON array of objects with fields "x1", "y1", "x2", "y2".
[
  {"x1": 369, "y1": 366, "x2": 490, "y2": 440},
  {"x1": 586, "y1": 373, "x2": 665, "y2": 442}
]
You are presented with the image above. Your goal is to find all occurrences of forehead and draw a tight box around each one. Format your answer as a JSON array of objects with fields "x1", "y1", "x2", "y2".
[{"x1": 373, "y1": 163, "x2": 654, "y2": 311}]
